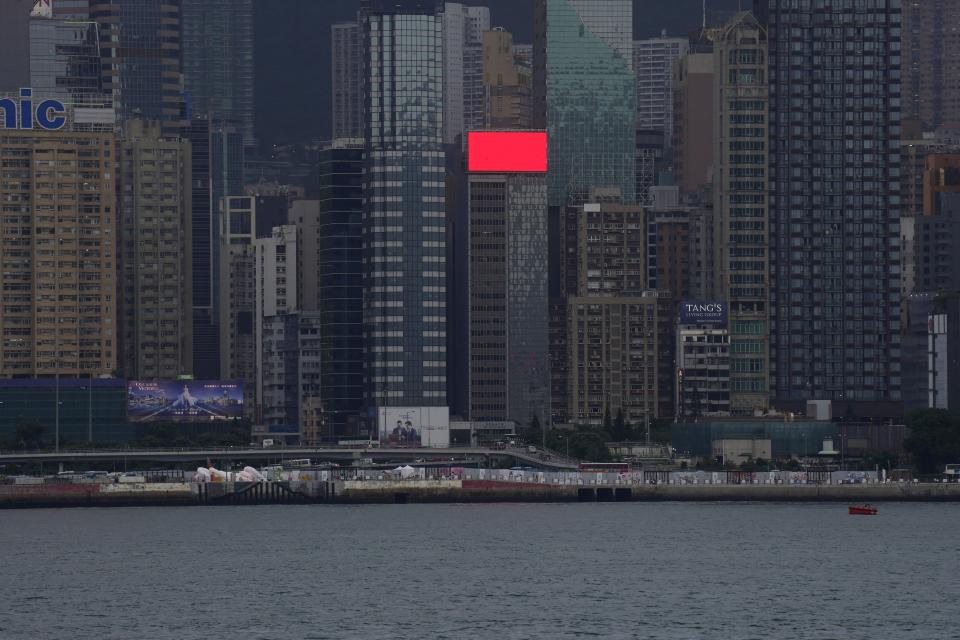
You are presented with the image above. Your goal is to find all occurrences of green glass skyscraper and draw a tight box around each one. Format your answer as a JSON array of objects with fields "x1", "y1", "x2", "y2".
[{"x1": 534, "y1": 0, "x2": 636, "y2": 206}]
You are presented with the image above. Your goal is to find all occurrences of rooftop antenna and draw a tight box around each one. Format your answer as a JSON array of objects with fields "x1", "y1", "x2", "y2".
[{"x1": 702, "y1": 0, "x2": 706, "y2": 30}]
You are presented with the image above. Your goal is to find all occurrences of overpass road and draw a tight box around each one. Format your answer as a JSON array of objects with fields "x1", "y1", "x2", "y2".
[{"x1": 0, "y1": 446, "x2": 580, "y2": 471}]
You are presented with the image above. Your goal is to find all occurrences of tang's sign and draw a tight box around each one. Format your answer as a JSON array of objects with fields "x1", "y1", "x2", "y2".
[
  {"x1": 0, "y1": 89, "x2": 66, "y2": 131},
  {"x1": 680, "y1": 301, "x2": 727, "y2": 325}
]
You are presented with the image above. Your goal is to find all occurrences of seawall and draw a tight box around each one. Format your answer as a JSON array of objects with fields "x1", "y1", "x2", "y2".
[{"x1": 2, "y1": 480, "x2": 960, "y2": 508}]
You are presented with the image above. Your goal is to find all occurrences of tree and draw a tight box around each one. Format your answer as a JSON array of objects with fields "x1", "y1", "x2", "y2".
[
  {"x1": 14, "y1": 423, "x2": 45, "y2": 449},
  {"x1": 609, "y1": 408, "x2": 627, "y2": 442},
  {"x1": 904, "y1": 409, "x2": 960, "y2": 474},
  {"x1": 523, "y1": 414, "x2": 543, "y2": 446}
]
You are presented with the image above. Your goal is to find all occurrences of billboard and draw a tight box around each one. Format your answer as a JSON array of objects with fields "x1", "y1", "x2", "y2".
[
  {"x1": 128, "y1": 380, "x2": 244, "y2": 422},
  {"x1": 378, "y1": 406, "x2": 450, "y2": 448},
  {"x1": 467, "y1": 131, "x2": 548, "y2": 173},
  {"x1": 679, "y1": 301, "x2": 728, "y2": 326}
]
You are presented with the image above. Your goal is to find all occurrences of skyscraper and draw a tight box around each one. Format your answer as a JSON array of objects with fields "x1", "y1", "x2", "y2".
[
  {"x1": 118, "y1": 119, "x2": 192, "y2": 380},
  {"x1": 467, "y1": 132, "x2": 549, "y2": 427},
  {"x1": 28, "y1": 15, "x2": 104, "y2": 106},
  {"x1": 901, "y1": 1, "x2": 960, "y2": 129},
  {"x1": 361, "y1": 0, "x2": 447, "y2": 412},
  {"x1": 181, "y1": 0, "x2": 255, "y2": 148},
  {"x1": 712, "y1": 12, "x2": 769, "y2": 414},
  {"x1": 634, "y1": 34, "x2": 689, "y2": 147},
  {"x1": 311, "y1": 142, "x2": 364, "y2": 436},
  {"x1": 442, "y1": 3, "x2": 490, "y2": 145},
  {"x1": 758, "y1": 0, "x2": 902, "y2": 410},
  {"x1": 534, "y1": 0, "x2": 636, "y2": 206},
  {"x1": 331, "y1": 20, "x2": 363, "y2": 141},
  {"x1": 482, "y1": 28, "x2": 533, "y2": 130},
  {"x1": 88, "y1": 0, "x2": 184, "y2": 137},
  {"x1": 672, "y1": 52, "x2": 714, "y2": 194}
]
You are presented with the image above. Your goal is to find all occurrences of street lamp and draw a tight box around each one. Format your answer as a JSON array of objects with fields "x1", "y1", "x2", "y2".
[{"x1": 558, "y1": 434, "x2": 570, "y2": 458}]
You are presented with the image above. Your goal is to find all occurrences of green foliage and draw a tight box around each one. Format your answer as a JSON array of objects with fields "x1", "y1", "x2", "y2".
[
  {"x1": 136, "y1": 422, "x2": 250, "y2": 449},
  {"x1": 904, "y1": 409, "x2": 960, "y2": 474},
  {"x1": 13, "y1": 422, "x2": 45, "y2": 449}
]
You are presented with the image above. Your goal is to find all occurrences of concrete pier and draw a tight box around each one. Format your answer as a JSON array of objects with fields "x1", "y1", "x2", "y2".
[{"x1": 2, "y1": 480, "x2": 960, "y2": 508}]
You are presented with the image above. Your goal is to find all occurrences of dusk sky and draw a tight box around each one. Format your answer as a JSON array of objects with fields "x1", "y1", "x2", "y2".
[{"x1": 254, "y1": 0, "x2": 741, "y2": 150}]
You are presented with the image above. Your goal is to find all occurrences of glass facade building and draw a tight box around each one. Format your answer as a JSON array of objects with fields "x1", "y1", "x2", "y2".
[
  {"x1": 316, "y1": 143, "x2": 364, "y2": 435},
  {"x1": 757, "y1": 1, "x2": 902, "y2": 405},
  {"x1": 468, "y1": 173, "x2": 550, "y2": 427},
  {"x1": 28, "y1": 17, "x2": 105, "y2": 105},
  {"x1": 534, "y1": 0, "x2": 636, "y2": 206},
  {"x1": 361, "y1": 0, "x2": 447, "y2": 409},
  {"x1": 89, "y1": 0, "x2": 184, "y2": 137},
  {"x1": 181, "y1": 0, "x2": 255, "y2": 148}
]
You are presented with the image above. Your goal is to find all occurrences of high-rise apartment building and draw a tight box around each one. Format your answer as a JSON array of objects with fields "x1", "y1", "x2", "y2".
[
  {"x1": 467, "y1": 133, "x2": 549, "y2": 427},
  {"x1": 442, "y1": 3, "x2": 490, "y2": 144},
  {"x1": 118, "y1": 119, "x2": 192, "y2": 380},
  {"x1": 757, "y1": 0, "x2": 902, "y2": 410},
  {"x1": 331, "y1": 21, "x2": 363, "y2": 141},
  {"x1": 181, "y1": 0, "x2": 255, "y2": 148},
  {"x1": 566, "y1": 295, "x2": 661, "y2": 426},
  {"x1": 534, "y1": 0, "x2": 636, "y2": 206},
  {"x1": 672, "y1": 52, "x2": 714, "y2": 194},
  {"x1": 634, "y1": 34, "x2": 689, "y2": 147},
  {"x1": 0, "y1": 108, "x2": 117, "y2": 377},
  {"x1": 901, "y1": 1, "x2": 960, "y2": 129},
  {"x1": 88, "y1": 0, "x2": 184, "y2": 137},
  {"x1": 361, "y1": 0, "x2": 447, "y2": 411},
  {"x1": 218, "y1": 195, "x2": 286, "y2": 415},
  {"x1": 482, "y1": 28, "x2": 532, "y2": 130},
  {"x1": 712, "y1": 12, "x2": 769, "y2": 414},
  {"x1": 255, "y1": 224, "x2": 299, "y2": 425}
]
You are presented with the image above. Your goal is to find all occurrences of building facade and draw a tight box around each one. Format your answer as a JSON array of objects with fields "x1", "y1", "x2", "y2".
[
  {"x1": 0, "y1": 121, "x2": 117, "y2": 377},
  {"x1": 901, "y1": 0, "x2": 960, "y2": 129},
  {"x1": 566, "y1": 295, "x2": 660, "y2": 426},
  {"x1": 118, "y1": 119, "x2": 192, "y2": 380},
  {"x1": 310, "y1": 142, "x2": 365, "y2": 436},
  {"x1": 534, "y1": 0, "x2": 636, "y2": 206},
  {"x1": 712, "y1": 12, "x2": 769, "y2": 414},
  {"x1": 467, "y1": 169, "x2": 549, "y2": 427},
  {"x1": 442, "y1": 3, "x2": 490, "y2": 145},
  {"x1": 634, "y1": 34, "x2": 689, "y2": 148},
  {"x1": 758, "y1": 0, "x2": 903, "y2": 409},
  {"x1": 331, "y1": 20, "x2": 363, "y2": 141},
  {"x1": 88, "y1": 0, "x2": 184, "y2": 137},
  {"x1": 677, "y1": 325, "x2": 731, "y2": 418},
  {"x1": 362, "y1": 0, "x2": 448, "y2": 411},
  {"x1": 672, "y1": 52, "x2": 714, "y2": 194},
  {"x1": 482, "y1": 28, "x2": 533, "y2": 130},
  {"x1": 181, "y1": 0, "x2": 255, "y2": 148}
]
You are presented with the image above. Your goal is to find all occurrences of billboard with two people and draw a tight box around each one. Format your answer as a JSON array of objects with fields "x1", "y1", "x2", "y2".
[{"x1": 377, "y1": 407, "x2": 450, "y2": 448}]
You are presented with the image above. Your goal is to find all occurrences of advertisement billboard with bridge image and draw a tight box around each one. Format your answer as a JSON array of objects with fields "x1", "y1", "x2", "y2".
[{"x1": 127, "y1": 381, "x2": 244, "y2": 422}]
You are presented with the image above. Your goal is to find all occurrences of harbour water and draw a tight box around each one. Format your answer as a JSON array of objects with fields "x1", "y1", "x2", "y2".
[{"x1": 1, "y1": 503, "x2": 958, "y2": 639}]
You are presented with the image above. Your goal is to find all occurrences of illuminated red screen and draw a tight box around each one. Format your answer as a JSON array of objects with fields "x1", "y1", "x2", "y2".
[{"x1": 467, "y1": 131, "x2": 547, "y2": 173}]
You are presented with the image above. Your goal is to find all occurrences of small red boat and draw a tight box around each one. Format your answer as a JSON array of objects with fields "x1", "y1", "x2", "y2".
[{"x1": 849, "y1": 505, "x2": 878, "y2": 515}]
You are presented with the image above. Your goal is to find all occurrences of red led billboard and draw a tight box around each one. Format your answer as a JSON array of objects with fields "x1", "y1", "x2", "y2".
[{"x1": 467, "y1": 131, "x2": 547, "y2": 173}]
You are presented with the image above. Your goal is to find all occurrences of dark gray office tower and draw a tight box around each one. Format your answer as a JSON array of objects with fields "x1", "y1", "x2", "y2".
[
  {"x1": 316, "y1": 142, "x2": 364, "y2": 436},
  {"x1": 187, "y1": 116, "x2": 217, "y2": 378},
  {"x1": 757, "y1": 1, "x2": 902, "y2": 412},
  {"x1": 332, "y1": 20, "x2": 363, "y2": 140},
  {"x1": 181, "y1": 0, "x2": 255, "y2": 148},
  {"x1": 361, "y1": 0, "x2": 447, "y2": 411},
  {"x1": 89, "y1": 0, "x2": 184, "y2": 136}
]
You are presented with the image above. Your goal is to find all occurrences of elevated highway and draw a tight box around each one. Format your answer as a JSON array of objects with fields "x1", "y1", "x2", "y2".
[{"x1": 0, "y1": 446, "x2": 580, "y2": 471}]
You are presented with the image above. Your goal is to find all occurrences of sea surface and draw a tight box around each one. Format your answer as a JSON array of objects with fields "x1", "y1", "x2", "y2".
[{"x1": 0, "y1": 503, "x2": 958, "y2": 639}]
